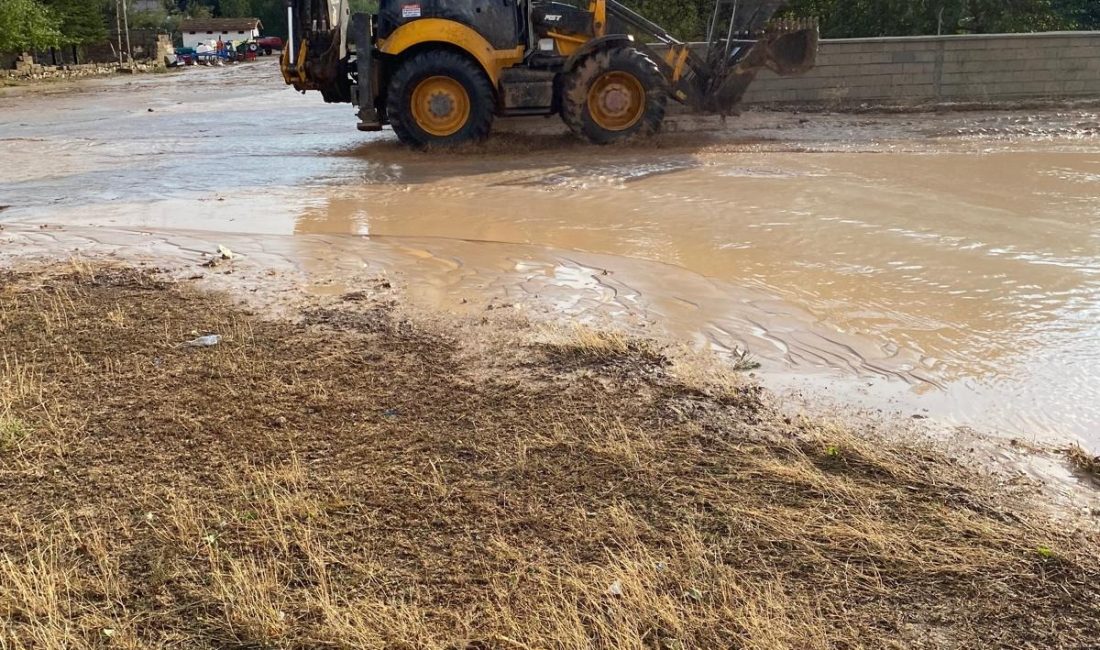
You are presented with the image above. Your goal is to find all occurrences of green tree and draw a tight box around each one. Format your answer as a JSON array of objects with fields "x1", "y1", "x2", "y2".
[
  {"x1": 782, "y1": 0, "x2": 1076, "y2": 37},
  {"x1": 218, "y1": 0, "x2": 251, "y2": 16},
  {"x1": 0, "y1": 0, "x2": 61, "y2": 53},
  {"x1": 130, "y1": 7, "x2": 170, "y2": 29},
  {"x1": 249, "y1": 0, "x2": 286, "y2": 37},
  {"x1": 135, "y1": 0, "x2": 1100, "y2": 48},
  {"x1": 627, "y1": 0, "x2": 706, "y2": 38},
  {"x1": 1053, "y1": 0, "x2": 1100, "y2": 28},
  {"x1": 43, "y1": 0, "x2": 107, "y2": 46},
  {"x1": 185, "y1": 0, "x2": 212, "y2": 18}
]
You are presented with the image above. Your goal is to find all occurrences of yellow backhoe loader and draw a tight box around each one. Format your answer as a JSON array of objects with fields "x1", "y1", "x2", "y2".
[{"x1": 281, "y1": 0, "x2": 817, "y2": 147}]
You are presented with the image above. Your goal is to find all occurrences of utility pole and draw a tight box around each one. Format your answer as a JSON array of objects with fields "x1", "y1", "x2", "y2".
[
  {"x1": 121, "y1": 0, "x2": 134, "y2": 69},
  {"x1": 115, "y1": 0, "x2": 124, "y2": 67}
]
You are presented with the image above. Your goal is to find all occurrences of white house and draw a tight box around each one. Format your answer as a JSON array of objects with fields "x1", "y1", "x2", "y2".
[{"x1": 179, "y1": 18, "x2": 262, "y2": 50}]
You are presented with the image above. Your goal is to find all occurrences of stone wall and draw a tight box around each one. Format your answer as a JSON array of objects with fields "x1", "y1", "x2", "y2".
[
  {"x1": 0, "y1": 56, "x2": 161, "y2": 82},
  {"x1": 742, "y1": 31, "x2": 1100, "y2": 106},
  {"x1": 2, "y1": 33, "x2": 172, "y2": 83},
  {"x1": 1, "y1": 29, "x2": 170, "y2": 71}
]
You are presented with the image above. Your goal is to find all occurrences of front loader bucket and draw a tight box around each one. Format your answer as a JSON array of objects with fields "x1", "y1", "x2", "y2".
[
  {"x1": 706, "y1": 25, "x2": 819, "y2": 113},
  {"x1": 760, "y1": 27, "x2": 818, "y2": 75}
]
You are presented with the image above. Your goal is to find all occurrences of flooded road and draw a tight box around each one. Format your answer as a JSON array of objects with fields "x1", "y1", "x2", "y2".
[{"x1": 2, "y1": 62, "x2": 1099, "y2": 445}]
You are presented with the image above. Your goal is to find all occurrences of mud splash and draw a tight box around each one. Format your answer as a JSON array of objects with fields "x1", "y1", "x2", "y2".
[{"x1": 2, "y1": 61, "x2": 1099, "y2": 445}]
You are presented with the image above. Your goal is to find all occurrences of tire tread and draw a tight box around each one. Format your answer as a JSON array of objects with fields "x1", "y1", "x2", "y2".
[
  {"x1": 386, "y1": 50, "x2": 494, "y2": 148},
  {"x1": 560, "y1": 47, "x2": 666, "y2": 144}
]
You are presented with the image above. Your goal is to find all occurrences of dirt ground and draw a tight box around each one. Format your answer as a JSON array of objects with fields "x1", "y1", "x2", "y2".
[
  {"x1": 1, "y1": 264, "x2": 1098, "y2": 649},
  {"x1": 3, "y1": 63, "x2": 1100, "y2": 648},
  {"x1": 3, "y1": 62, "x2": 1100, "y2": 447}
]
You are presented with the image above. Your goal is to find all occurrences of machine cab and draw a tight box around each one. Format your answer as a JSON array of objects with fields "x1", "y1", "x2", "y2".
[{"x1": 376, "y1": 0, "x2": 528, "y2": 51}]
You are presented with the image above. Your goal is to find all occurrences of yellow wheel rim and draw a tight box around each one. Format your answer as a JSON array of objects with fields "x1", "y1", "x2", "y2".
[
  {"x1": 410, "y1": 76, "x2": 471, "y2": 137},
  {"x1": 587, "y1": 71, "x2": 645, "y2": 132}
]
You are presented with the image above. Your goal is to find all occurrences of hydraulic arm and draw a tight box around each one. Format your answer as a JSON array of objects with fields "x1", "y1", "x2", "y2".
[{"x1": 603, "y1": 0, "x2": 817, "y2": 112}]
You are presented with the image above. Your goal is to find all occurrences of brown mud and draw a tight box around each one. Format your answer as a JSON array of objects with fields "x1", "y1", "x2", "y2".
[
  {"x1": 1, "y1": 61, "x2": 1099, "y2": 451},
  {"x1": 1, "y1": 266, "x2": 1099, "y2": 649}
]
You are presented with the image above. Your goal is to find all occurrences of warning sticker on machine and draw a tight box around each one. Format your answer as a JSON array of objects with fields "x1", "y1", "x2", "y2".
[{"x1": 401, "y1": 3, "x2": 421, "y2": 17}]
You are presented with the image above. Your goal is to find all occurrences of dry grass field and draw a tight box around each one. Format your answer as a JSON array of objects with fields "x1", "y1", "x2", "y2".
[{"x1": 1, "y1": 265, "x2": 1098, "y2": 649}]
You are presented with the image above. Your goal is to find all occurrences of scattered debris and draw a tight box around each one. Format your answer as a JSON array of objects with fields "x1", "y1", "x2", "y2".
[
  {"x1": 201, "y1": 245, "x2": 236, "y2": 268},
  {"x1": 606, "y1": 580, "x2": 623, "y2": 596},
  {"x1": 183, "y1": 334, "x2": 221, "y2": 347},
  {"x1": 731, "y1": 347, "x2": 761, "y2": 371},
  {"x1": 1063, "y1": 444, "x2": 1100, "y2": 479}
]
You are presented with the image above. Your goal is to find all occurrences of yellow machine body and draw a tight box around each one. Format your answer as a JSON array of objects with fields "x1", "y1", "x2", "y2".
[
  {"x1": 280, "y1": 0, "x2": 818, "y2": 146},
  {"x1": 377, "y1": 18, "x2": 525, "y2": 87}
]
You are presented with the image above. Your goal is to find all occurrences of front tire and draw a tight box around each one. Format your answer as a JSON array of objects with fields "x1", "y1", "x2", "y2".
[
  {"x1": 386, "y1": 50, "x2": 495, "y2": 148},
  {"x1": 560, "y1": 47, "x2": 667, "y2": 144}
]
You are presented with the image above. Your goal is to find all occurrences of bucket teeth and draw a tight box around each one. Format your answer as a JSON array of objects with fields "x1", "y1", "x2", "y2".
[{"x1": 766, "y1": 16, "x2": 820, "y2": 35}]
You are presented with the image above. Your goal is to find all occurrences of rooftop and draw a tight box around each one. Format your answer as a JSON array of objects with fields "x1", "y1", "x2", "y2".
[{"x1": 179, "y1": 17, "x2": 262, "y2": 33}]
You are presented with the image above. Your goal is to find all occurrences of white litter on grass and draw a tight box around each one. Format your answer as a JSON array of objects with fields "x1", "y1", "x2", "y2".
[
  {"x1": 184, "y1": 334, "x2": 221, "y2": 347},
  {"x1": 607, "y1": 580, "x2": 623, "y2": 596}
]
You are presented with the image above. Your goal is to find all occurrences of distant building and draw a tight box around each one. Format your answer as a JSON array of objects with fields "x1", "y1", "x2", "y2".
[
  {"x1": 131, "y1": 0, "x2": 164, "y2": 11},
  {"x1": 179, "y1": 18, "x2": 262, "y2": 49}
]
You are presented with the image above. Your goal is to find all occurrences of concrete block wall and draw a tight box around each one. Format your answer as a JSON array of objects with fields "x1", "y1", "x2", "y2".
[{"x1": 741, "y1": 31, "x2": 1100, "y2": 106}]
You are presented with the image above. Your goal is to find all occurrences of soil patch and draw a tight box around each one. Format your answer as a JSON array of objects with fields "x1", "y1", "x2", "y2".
[{"x1": 1, "y1": 266, "x2": 1098, "y2": 649}]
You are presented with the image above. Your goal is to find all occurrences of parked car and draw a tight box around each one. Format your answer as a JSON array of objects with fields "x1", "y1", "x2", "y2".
[
  {"x1": 174, "y1": 47, "x2": 197, "y2": 66},
  {"x1": 256, "y1": 36, "x2": 283, "y2": 55}
]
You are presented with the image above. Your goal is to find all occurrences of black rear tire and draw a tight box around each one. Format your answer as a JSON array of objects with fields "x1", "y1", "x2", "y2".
[
  {"x1": 386, "y1": 50, "x2": 495, "y2": 148},
  {"x1": 560, "y1": 47, "x2": 666, "y2": 145}
]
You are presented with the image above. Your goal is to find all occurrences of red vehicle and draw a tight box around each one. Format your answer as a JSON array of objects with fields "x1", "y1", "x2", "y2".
[{"x1": 256, "y1": 36, "x2": 283, "y2": 55}]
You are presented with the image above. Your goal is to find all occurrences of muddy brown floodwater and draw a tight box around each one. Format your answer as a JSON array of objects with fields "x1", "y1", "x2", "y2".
[{"x1": 2, "y1": 61, "x2": 1099, "y2": 447}]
